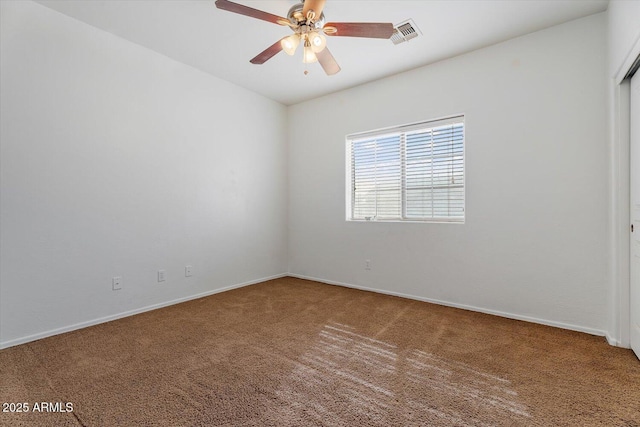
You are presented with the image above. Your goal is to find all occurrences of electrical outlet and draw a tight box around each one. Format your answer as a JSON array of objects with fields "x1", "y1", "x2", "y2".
[
  {"x1": 112, "y1": 276, "x2": 122, "y2": 291},
  {"x1": 365, "y1": 260, "x2": 371, "y2": 270},
  {"x1": 158, "y1": 270, "x2": 166, "y2": 282},
  {"x1": 185, "y1": 265, "x2": 193, "y2": 277}
]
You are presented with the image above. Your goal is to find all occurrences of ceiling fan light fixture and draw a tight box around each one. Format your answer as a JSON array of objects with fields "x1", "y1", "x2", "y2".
[
  {"x1": 309, "y1": 31, "x2": 327, "y2": 53},
  {"x1": 303, "y1": 40, "x2": 318, "y2": 63},
  {"x1": 281, "y1": 34, "x2": 301, "y2": 55},
  {"x1": 215, "y1": 0, "x2": 395, "y2": 75}
]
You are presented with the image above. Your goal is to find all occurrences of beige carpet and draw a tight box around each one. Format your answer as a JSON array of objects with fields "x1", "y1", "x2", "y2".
[{"x1": 1, "y1": 277, "x2": 639, "y2": 426}]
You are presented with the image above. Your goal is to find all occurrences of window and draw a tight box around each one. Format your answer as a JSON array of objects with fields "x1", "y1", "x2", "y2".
[{"x1": 346, "y1": 116, "x2": 464, "y2": 222}]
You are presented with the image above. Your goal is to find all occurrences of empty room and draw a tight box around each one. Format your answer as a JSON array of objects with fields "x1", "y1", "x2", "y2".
[{"x1": 1, "y1": 0, "x2": 639, "y2": 425}]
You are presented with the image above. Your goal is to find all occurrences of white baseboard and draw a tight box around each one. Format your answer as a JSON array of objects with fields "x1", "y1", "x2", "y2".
[
  {"x1": 2, "y1": 272, "x2": 617, "y2": 350},
  {"x1": 605, "y1": 333, "x2": 620, "y2": 347},
  {"x1": 288, "y1": 273, "x2": 610, "y2": 340},
  {"x1": 0, "y1": 273, "x2": 287, "y2": 350}
]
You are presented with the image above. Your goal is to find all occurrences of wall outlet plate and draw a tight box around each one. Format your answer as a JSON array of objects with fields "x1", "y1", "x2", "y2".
[
  {"x1": 185, "y1": 265, "x2": 193, "y2": 277},
  {"x1": 158, "y1": 270, "x2": 166, "y2": 282},
  {"x1": 112, "y1": 276, "x2": 122, "y2": 291}
]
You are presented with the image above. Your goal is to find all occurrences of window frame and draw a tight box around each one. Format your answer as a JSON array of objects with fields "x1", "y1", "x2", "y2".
[{"x1": 345, "y1": 115, "x2": 465, "y2": 224}]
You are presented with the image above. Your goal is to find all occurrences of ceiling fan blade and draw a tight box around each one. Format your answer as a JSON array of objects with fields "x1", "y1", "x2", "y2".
[
  {"x1": 316, "y1": 47, "x2": 341, "y2": 76},
  {"x1": 302, "y1": 0, "x2": 326, "y2": 20},
  {"x1": 250, "y1": 38, "x2": 286, "y2": 64},
  {"x1": 215, "y1": 0, "x2": 288, "y2": 25},
  {"x1": 324, "y1": 22, "x2": 394, "y2": 39}
]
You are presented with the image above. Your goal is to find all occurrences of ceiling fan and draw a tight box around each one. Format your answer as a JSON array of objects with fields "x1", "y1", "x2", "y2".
[{"x1": 215, "y1": 0, "x2": 394, "y2": 75}]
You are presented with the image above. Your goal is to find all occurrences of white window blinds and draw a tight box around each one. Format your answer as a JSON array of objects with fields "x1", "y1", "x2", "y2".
[{"x1": 347, "y1": 116, "x2": 464, "y2": 222}]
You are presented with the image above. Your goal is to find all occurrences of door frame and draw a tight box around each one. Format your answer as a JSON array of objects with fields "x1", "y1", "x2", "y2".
[{"x1": 611, "y1": 36, "x2": 640, "y2": 348}]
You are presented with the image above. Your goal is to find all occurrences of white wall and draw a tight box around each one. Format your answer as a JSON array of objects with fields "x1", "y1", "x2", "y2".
[
  {"x1": 0, "y1": 1, "x2": 288, "y2": 348},
  {"x1": 0, "y1": 1, "x2": 616, "y2": 348},
  {"x1": 288, "y1": 13, "x2": 609, "y2": 335},
  {"x1": 607, "y1": 0, "x2": 640, "y2": 346}
]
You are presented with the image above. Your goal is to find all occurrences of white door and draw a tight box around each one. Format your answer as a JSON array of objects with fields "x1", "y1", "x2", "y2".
[{"x1": 631, "y1": 70, "x2": 640, "y2": 359}]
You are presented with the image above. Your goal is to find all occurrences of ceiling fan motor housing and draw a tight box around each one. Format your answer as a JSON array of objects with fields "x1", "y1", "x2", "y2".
[{"x1": 287, "y1": 2, "x2": 325, "y2": 29}]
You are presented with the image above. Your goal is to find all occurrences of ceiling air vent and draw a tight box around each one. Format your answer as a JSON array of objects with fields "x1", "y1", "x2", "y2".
[{"x1": 391, "y1": 19, "x2": 421, "y2": 45}]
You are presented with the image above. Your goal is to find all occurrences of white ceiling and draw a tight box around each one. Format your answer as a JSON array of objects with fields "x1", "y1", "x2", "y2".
[{"x1": 35, "y1": 0, "x2": 609, "y2": 105}]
